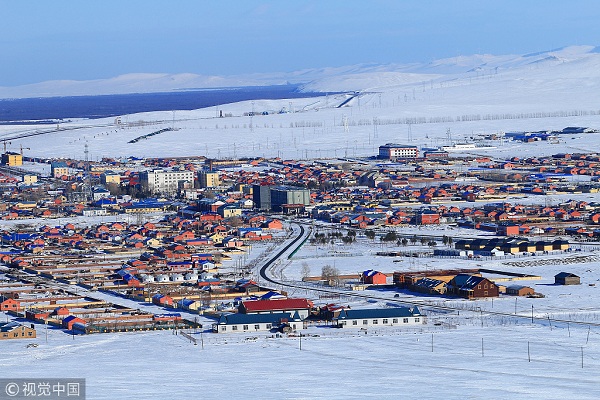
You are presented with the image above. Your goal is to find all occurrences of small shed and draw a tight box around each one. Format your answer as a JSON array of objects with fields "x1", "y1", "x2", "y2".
[
  {"x1": 506, "y1": 285, "x2": 535, "y2": 296},
  {"x1": 554, "y1": 272, "x2": 580, "y2": 285},
  {"x1": 62, "y1": 315, "x2": 86, "y2": 330}
]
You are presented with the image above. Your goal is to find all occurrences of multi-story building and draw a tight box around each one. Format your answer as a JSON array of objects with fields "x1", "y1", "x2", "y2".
[
  {"x1": 1, "y1": 152, "x2": 22, "y2": 166},
  {"x1": 270, "y1": 186, "x2": 310, "y2": 212},
  {"x1": 22, "y1": 174, "x2": 38, "y2": 185},
  {"x1": 378, "y1": 143, "x2": 419, "y2": 160},
  {"x1": 51, "y1": 161, "x2": 69, "y2": 178},
  {"x1": 252, "y1": 184, "x2": 274, "y2": 211},
  {"x1": 100, "y1": 171, "x2": 121, "y2": 185},
  {"x1": 140, "y1": 169, "x2": 194, "y2": 195},
  {"x1": 198, "y1": 171, "x2": 220, "y2": 188}
]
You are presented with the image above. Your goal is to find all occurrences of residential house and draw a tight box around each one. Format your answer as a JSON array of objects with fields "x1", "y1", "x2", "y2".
[
  {"x1": 152, "y1": 294, "x2": 175, "y2": 307},
  {"x1": 448, "y1": 274, "x2": 499, "y2": 299},
  {"x1": 0, "y1": 322, "x2": 36, "y2": 340},
  {"x1": 362, "y1": 270, "x2": 387, "y2": 285},
  {"x1": 555, "y1": 272, "x2": 580, "y2": 285},
  {"x1": 0, "y1": 296, "x2": 20, "y2": 312},
  {"x1": 506, "y1": 285, "x2": 535, "y2": 296},
  {"x1": 62, "y1": 315, "x2": 86, "y2": 330}
]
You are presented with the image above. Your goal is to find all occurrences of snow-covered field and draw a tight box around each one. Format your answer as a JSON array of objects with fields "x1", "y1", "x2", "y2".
[
  {"x1": 2, "y1": 46, "x2": 600, "y2": 161},
  {"x1": 3, "y1": 45, "x2": 600, "y2": 398},
  {"x1": 2, "y1": 316, "x2": 599, "y2": 399}
]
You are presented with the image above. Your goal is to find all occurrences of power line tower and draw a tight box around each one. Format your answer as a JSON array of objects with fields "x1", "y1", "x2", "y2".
[{"x1": 373, "y1": 117, "x2": 378, "y2": 139}]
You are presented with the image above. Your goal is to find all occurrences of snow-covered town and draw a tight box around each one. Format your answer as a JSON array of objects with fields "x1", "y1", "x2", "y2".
[{"x1": 3, "y1": 2, "x2": 600, "y2": 399}]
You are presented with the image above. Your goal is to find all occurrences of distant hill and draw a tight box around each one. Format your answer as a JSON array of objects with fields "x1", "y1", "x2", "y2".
[{"x1": 2, "y1": 45, "x2": 600, "y2": 99}]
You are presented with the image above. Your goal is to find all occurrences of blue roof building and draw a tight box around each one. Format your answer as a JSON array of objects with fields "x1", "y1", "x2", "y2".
[{"x1": 333, "y1": 307, "x2": 423, "y2": 329}]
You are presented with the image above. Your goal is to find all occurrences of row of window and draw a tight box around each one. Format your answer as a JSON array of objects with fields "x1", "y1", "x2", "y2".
[
  {"x1": 223, "y1": 323, "x2": 271, "y2": 332},
  {"x1": 477, "y1": 284, "x2": 494, "y2": 289},
  {"x1": 1, "y1": 332, "x2": 33, "y2": 338},
  {"x1": 343, "y1": 317, "x2": 420, "y2": 326}
]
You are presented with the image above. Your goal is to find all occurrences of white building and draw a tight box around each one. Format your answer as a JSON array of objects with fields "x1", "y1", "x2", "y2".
[
  {"x1": 378, "y1": 143, "x2": 419, "y2": 160},
  {"x1": 212, "y1": 312, "x2": 304, "y2": 333},
  {"x1": 139, "y1": 274, "x2": 155, "y2": 283},
  {"x1": 140, "y1": 169, "x2": 195, "y2": 195},
  {"x1": 82, "y1": 207, "x2": 108, "y2": 217},
  {"x1": 184, "y1": 272, "x2": 199, "y2": 282},
  {"x1": 333, "y1": 307, "x2": 424, "y2": 328}
]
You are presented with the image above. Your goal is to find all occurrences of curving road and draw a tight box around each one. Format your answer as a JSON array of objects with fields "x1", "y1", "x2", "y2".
[{"x1": 259, "y1": 223, "x2": 307, "y2": 285}]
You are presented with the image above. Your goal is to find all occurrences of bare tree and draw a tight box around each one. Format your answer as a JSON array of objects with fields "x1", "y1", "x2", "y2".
[
  {"x1": 228, "y1": 216, "x2": 243, "y2": 227},
  {"x1": 301, "y1": 262, "x2": 311, "y2": 280},
  {"x1": 321, "y1": 264, "x2": 340, "y2": 286}
]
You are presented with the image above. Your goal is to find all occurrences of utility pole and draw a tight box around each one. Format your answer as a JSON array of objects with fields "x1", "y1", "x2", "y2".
[{"x1": 84, "y1": 143, "x2": 92, "y2": 202}]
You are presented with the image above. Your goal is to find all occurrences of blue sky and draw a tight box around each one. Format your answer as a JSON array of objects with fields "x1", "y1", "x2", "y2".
[{"x1": 2, "y1": 0, "x2": 600, "y2": 86}]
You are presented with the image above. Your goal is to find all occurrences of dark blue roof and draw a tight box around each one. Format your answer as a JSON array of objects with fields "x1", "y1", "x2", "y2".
[
  {"x1": 2, "y1": 233, "x2": 37, "y2": 242},
  {"x1": 217, "y1": 312, "x2": 299, "y2": 325}
]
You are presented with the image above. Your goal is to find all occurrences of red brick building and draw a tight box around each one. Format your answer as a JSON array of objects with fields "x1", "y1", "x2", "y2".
[{"x1": 362, "y1": 270, "x2": 387, "y2": 285}]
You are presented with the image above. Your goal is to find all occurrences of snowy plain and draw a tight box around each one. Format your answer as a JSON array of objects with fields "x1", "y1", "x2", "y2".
[
  {"x1": 2, "y1": 46, "x2": 600, "y2": 162},
  {"x1": 2, "y1": 46, "x2": 600, "y2": 399}
]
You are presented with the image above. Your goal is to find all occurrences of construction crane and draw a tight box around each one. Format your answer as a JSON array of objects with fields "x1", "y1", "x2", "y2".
[{"x1": 20, "y1": 145, "x2": 30, "y2": 156}]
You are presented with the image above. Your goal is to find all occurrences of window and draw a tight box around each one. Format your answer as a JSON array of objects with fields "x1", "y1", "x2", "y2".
[
  {"x1": 415, "y1": 318, "x2": 420, "y2": 323},
  {"x1": 373, "y1": 320, "x2": 378, "y2": 324},
  {"x1": 352, "y1": 320, "x2": 358, "y2": 325},
  {"x1": 484, "y1": 291, "x2": 488, "y2": 296},
  {"x1": 484, "y1": 284, "x2": 488, "y2": 289},
  {"x1": 363, "y1": 320, "x2": 368, "y2": 325},
  {"x1": 243, "y1": 325, "x2": 248, "y2": 330},
  {"x1": 232, "y1": 326, "x2": 238, "y2": 331},
  {"x1": 341, "y1": 321, "x2": 346, "y2": 325},
  {"x1": 383, "y1": 319, "x2": 388, "y2": 324},
  {"x1": 221, "y1": 326, "x2": 226, "y2": 332},
  {"x1": 266, "y1": 324, "x2": 272, "y2": 329},
  {"x1": 393, "y1": 318, "x2": 398, "y2": 324},
  {"x1": 477, "y1": 285, "x2": 481, "y2": 289},
  {"x1": 403, "y1": 318, "x2": 409, "y2": 323},
  {"x1": 254, "y1": 324, "x2": 260, "y2": 330}
]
